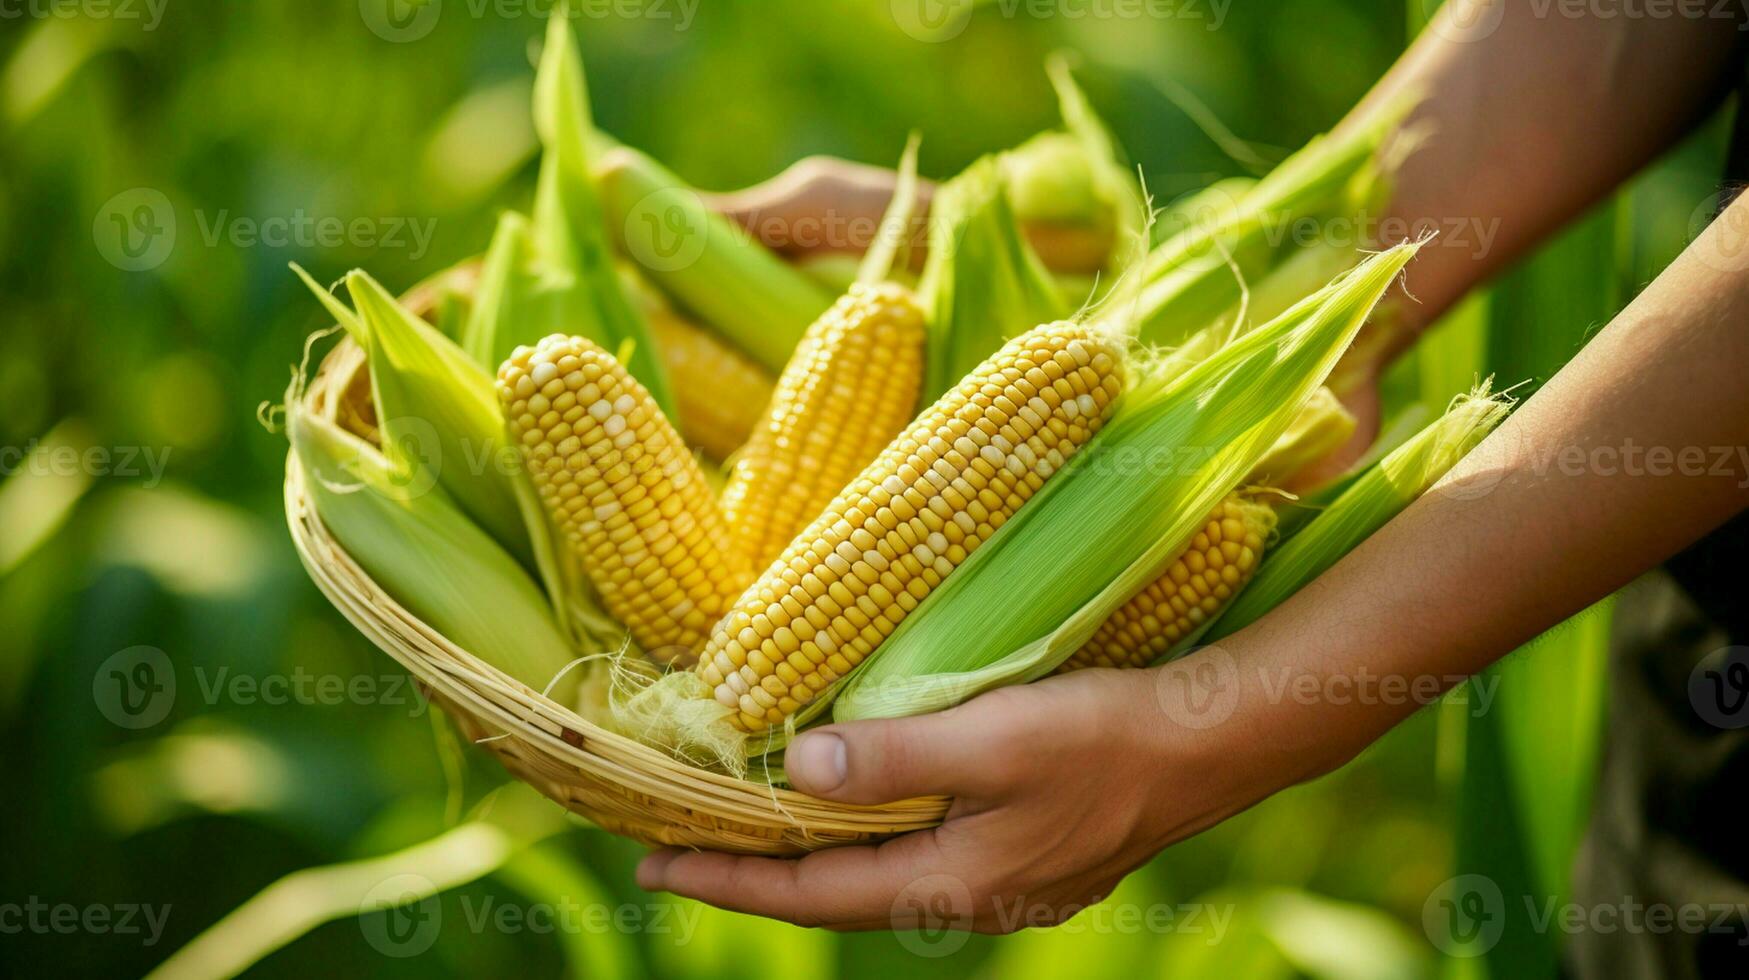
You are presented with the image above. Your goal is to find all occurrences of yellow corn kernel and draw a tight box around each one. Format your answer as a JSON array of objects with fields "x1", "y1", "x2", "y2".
[
  {"x1": 647, "y1": 309, "x2": 776, "y2": 461},
  {"x1": 698, "y1": 320, "x2": 1125, "y2": 732},
  {"x1": 498, "y1": 335, "x2": 748, "y2": 665},
  {"x1": 1059, "y1": 495, "x2": 1274, "y2": 671},
  {"x1": 721, "y1": 282, "x2": 927, "y2": 572}
]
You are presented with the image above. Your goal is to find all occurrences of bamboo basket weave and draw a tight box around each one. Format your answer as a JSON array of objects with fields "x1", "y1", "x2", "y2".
[{"x1": 283, "y1": 268, "x2": 949, "y2": 855}]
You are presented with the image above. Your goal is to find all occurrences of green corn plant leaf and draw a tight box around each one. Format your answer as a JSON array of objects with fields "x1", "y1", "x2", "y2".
[
  {"x1": 832, "y1": 242, "x2": 1421, "y2": 722},
  {"x1": 1442, "y1": 198, "x2": 1622, "y2": 980},
  {"x1": 1205, "y1": 388, "x2": 1509, "y2": 645},
  {"x1": 529, "y1": 11, "x2": 676, "y2": 418},
  {"x1": 286, "y1": 400, "x2": 579, "y2": 694},
  {"x1": 918, "y1": 155, "x2": 1067, "y2": 403},
  {"x1": 594, "y1": 145, "x2": 834, "y2": 373}
]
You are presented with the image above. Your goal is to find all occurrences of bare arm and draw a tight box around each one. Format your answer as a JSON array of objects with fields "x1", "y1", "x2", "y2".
[{"x1": 1350, "y1": 0, "x2": 1745, "y2": 343}]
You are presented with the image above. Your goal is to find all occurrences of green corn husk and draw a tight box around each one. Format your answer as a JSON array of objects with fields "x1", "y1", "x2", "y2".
[
  {"x1": 856, "y1": 133, "x2": 924, "y2": 286},
  {"x1": 1151, "y1": 177, "x2": 1257, "y2": 247},
  {"x1": 292, "y1": 265, "x2": 530, "y2": 567},
  {"x1": 594, "y1": 146, "x2": 835, "y2": 373},
  {"x1": 830, "y1": 241, "x2": 1422, "y2": 723},
  {"x1": 1204, "y1": 387, "x2": 1509, "y2": 644},
  {"x1": 1133, "y1": 109, "x2": 1403, "y2": 347},
  {"x1": 461, "y1": 210, "x2": 543, "y2": 371},
  {"x1": 1276, "y1": 401, "x2": 1433, "y2": 536},
  {"x1": 286, "y1": 395, "x2": 582, "y2": 695},
  {"x1": 794, "y1": 252, "x2": 875, "y2": 294},
  {"x1": 1044, "y1": 54, "x2": 1147, "y2": 275},
  {"x1": 918, "y1": 155, "x2": 1067, "y2": 403},
  {"x1": 527, "y1": 12, "x2": 676, "y2": 418},
  {"x1": 1247, "y1": 386, "x2": 1357, "y2": 488}
]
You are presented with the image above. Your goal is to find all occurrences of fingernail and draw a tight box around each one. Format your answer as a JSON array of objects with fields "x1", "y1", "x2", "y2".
[
  {"x1": 790, "y1": 732, "x2": 848, "y2": 793},
  {"x1": 637, "y1": 849, "x2": 679, "y2": 890}
]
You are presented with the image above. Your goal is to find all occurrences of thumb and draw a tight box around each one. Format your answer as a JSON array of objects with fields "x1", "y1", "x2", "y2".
[{"x1": 784, "y1": 706, "x2": 1001, "y2": 806}]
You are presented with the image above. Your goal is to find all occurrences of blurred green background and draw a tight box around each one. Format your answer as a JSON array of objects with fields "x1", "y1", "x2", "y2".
[{"x1": 0, "y1": 1, "x2": 1730, "y2": 977}]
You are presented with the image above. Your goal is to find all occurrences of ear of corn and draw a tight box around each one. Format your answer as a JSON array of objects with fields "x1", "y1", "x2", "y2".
[
  {"x1": 1206, "y1": 387, "x2": 1509, "y2": 643},
  {"x1": 286, "y1": 396, "x2": 580, "y2": 692},
  {"x1": 831, "y1": 241, "x2": 1422, "y2": 723},
  {"x1": 497, "y1": 334, "x2": 748, "y2": 665},
  {"x1": 1058, "y1": 494, "x2": 1275, "y2": 670},
  {"x1": 697, "y1": 320, "x2": 1125, "y2": 734},
  {"x1": 1246, "y1": 386, "x2": 1357, "y2": 490},
  {"x1": 1133, "y1": 109, "x2": 1404, "y2": 348},
  {"x1": 644, "y1": 304, "x2": 775, "y2": 463},
  {"x1": 292, "y1": 265, "x2": 531, "y2": 567},
  {"x1": 719, "y1": 282, "x2": 928, "y2": 572},
  {"x1": 1042, "y1": 55, "x2": 1147, "y2": 276},
  {"x1": 1055, "y1": 384, "x2": 1352, "y2": 674},
  {"x1": 528, "y1": 14, "x2": 677, "y2": 419},
  {"x1": 919, "y1": 156, "x2": 1067, "y2": 403},
  {"x1": 594, "y1": 146, "x2": 836, "y2": 373}
]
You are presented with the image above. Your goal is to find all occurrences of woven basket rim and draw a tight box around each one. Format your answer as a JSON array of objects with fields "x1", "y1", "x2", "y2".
[{"x1": 284, "y1": 329, "x2": 949, "y2": 852}]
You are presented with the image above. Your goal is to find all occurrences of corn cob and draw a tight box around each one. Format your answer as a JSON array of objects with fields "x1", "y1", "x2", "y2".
[
  {"x1": 646, "y1": 309, "x2": 775, "y2": 461},
  {"x1": 720, "y1": 283, "x2": 927, "y2": 572},
  {"x1": 1057, "y1": 495, "x2": 1274, "y2": 671},
  {"x1": 698, "y1": 320, "x2": 1125, "y2": 732},
  {"x1": 497, "y1": 334, "x2": 748, "y2": 665}
]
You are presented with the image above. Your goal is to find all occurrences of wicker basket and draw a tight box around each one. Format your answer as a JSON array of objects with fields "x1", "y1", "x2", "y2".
[{"x1": 282, "y1": 281, "x2": 949, "y2": 856}]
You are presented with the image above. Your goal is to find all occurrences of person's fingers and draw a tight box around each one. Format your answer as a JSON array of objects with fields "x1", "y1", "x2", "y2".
[
  {"x1": 638, "y1": 828, "x2": 961, "y2": 929},
  {"x1": 784, "y1": 697, "x2": 1028, "y2": 805}
]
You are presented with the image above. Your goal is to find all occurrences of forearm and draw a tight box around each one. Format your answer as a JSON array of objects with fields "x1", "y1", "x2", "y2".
[
  {"x1": 1346, "y1": 0, "x2": 1744, "y2": 343},
  {"x1": 1216, "y1": 199, "x2": 1749, "y2": 777}
]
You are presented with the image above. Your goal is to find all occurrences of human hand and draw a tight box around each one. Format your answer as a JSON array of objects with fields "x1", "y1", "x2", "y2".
[
  {"x1": 636, "y1": 657, "x2": 1298, "y2": 932},
  {"x1": 710, "y1": 155, "x2": 1111, "y2": 274}
]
